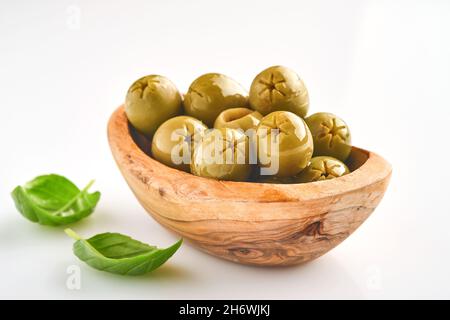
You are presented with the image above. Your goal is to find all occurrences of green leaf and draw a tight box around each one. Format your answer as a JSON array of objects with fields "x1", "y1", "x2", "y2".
[
  {"x1": 65, "y1": 229, "x2": 182, "y2": 276},
  {"x1": 11, "y1": 174, "x2": 101, "y2": 226}
]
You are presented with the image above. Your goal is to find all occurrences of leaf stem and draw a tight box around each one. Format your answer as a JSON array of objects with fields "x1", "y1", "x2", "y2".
[
  {"x1": 54, "y1": 179, "x2": 96, "y2": 216},
  {"x1": 65, "y1": 228, "x2": 82, "y2": 241},
  {"x1": 83, "y1": 179, "x2": 95, "y2": 192}
]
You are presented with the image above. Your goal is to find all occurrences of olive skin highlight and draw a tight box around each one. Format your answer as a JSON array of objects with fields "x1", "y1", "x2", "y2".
[
  {"x1": 184, "y1": 73, "x2": 249, "y2": 127},
  {"x1": 125, "y1": 75, "x2": 182, "y2": 137}
]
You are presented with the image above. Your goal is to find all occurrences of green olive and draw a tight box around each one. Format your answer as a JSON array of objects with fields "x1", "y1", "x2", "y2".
[
  {"x1": 184, "y1": 73, "x2": 248, "y2": 127},
  {"x1": 190, "y1": 128, "x2": 251, "y2": 181},
  {"x1": 296, "y1": 156, "x2": 349, "y2": 183},
  {"x1": 305, "y1": 112, "x2": 352, "y2": 162},
  {"x1": 151, "y1": 116, "x2": 207, "y2": 172},
  {"x1": 249, "y1": 66, "x2": 309, "y2": 117},
  {"x1": 214, "y1": 107, "x2": 262, "y2": 131},
  {"x1": 256, "y1": 111, "x2": 313, "y2": 177},
  {"x1": 125, "y1": 75, "x2": 182, "y2": 137}
]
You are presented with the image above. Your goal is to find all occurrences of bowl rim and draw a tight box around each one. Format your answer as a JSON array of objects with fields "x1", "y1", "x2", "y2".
[{"x1": 108, "y1": 105, "x2": 392, "y2": 204}]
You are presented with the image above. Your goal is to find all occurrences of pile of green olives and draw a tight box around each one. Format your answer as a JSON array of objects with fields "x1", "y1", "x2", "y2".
[{"x1": 125, "y1": 66, "x2": 353, "y2": 183}]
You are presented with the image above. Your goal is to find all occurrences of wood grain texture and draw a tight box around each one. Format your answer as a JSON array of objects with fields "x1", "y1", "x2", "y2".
[{"x1": 108, "y1": 106, "x2": 392, "y2": 266}]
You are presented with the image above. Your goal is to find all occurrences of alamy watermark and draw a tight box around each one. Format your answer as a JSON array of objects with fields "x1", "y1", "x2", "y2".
[
  {"x1": 169, "y1": 128, "x2": 281, "y2": 175},
  {"x1": 366, "y1": 265, "x2": 382, "y2": 291},
  {"x1": 66, "y1": 5, "x2": 81, "y2": 30},
  {"x1": 66, "y1": 265, "x2": 81, "y2": 290}
]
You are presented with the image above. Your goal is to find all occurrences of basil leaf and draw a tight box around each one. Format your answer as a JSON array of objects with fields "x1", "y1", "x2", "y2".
[
  {"x1": 11, "y1": 174, "x2": 101, "y2": 226},
  {"x1": 65, "y1": 229, "x2": 182, "y2": 276}
]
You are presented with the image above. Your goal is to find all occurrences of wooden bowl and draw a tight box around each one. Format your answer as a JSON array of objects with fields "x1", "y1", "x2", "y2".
[{"x1": 108, "y1": 106, "x2": 392, "y2": 266}]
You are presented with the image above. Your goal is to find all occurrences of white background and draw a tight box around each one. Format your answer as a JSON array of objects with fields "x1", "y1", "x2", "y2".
[{"x1": 1, "y1": 0, "x2": 449, "y2": 299}]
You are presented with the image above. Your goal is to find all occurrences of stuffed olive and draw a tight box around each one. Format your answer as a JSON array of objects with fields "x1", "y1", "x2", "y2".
[
  {"x1": 125, "y1": 75, "x2": 182, "y2": 137},
  {"x1": 190, "y1": 128, "x2": 252, "y2": 181},
  {"x1": 184, "y1": 73, "x2": 248, "y2": 127},
  {"x1": 249, "y1": 66, "x2": 309, "y2": 118},
  {"x1": 305, "y1": 112, "x2": 352, "y2": 162},
  {"x1": 256, "y1": 111, "x2": 313, "y2": 177},
  {"x1": 151, "y1": 116, "x2": 207, "y2": 172},
  {"x1": 296, "y1": 156, "x2": 349, "y2": 183}
]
